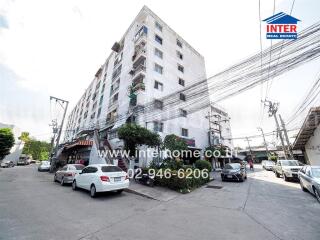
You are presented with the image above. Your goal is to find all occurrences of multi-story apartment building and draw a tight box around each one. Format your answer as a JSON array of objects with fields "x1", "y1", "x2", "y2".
[{"x1": 63, "y1": 6, "x2": 232, "y2": 166}]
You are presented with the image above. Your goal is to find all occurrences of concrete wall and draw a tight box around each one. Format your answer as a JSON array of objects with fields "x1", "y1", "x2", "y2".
[{"x1": 305, "y1": 125, "x2": 320, "y2": 165}]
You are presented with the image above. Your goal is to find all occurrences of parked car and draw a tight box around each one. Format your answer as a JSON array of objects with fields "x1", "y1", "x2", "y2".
[
  {"x1": 38, "y1": 161, "x2": 51, "y2": 172},
  {"x1": 274, "y1": 160, "x2": 303, "y2": 181},
  {"x1": 17, "y1": 155, "x2": 31, "y2": 166},
  {"x1": 72, "y1": 164, "x2": 129, "y2": 198},
  {"x1": 54, "y1": 164, "x2": 85, "y2": 185},
  {"x1": 298, "y1": 166, "x2": 320, "y2": 203},
  {"x1": 262, "y1": 160, "x2": 275, "y2": 171},
  {"x1": 221, "y1": 163, "x2": 247, "y2": 182},
  {"x1": 0, "y1": 160, "x2": 15, "y2": 168}
]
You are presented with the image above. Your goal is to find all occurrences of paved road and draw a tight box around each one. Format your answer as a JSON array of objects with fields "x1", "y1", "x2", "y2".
[{"x1": 0, "y1": 165, "x2": 320, "y2": 240}]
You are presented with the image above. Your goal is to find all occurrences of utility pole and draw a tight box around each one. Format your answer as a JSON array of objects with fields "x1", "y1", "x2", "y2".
[
  {"x1": 262, "y1": 100, "x2": 288, "y2": 159},
  {"x1": 279, "y1": 114, "x2": 294, "y2": 159},
  {"x1": 206, "y1": 111, "x2": 212, "y2": 147},
  {"x1": 245, "y1": 137, "x2": 253, "y2": 160},
  {"x1": 50, "y1": 96, "x2": 69, "y2": 171},
  {"x1": 257, "y1": 127, "x2": 269, "y2": 157}
]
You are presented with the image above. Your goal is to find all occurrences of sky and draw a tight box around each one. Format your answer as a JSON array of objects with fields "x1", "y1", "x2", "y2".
[{"x1": 0, "y1": 0, "x2": 320, "y2": 148}]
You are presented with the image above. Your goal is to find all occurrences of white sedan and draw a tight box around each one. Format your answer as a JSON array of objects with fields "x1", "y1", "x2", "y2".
[{"x1": 72, "y1": 164, "x2": 129, "y2": 198}]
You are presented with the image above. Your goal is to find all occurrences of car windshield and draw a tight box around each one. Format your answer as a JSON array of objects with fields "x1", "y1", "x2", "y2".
[
  {"x1": 311, "y1": 168, "x2": 320, "y2": 178},
  {"x1": 42, "y1": 161, "x2": 50, "y2": 165},
  {"x1": 281, "y1": 160, "x2": 298, "y2": 166},
  {"x1": 266, "y1": 161, "x2": 275, "y2": 165},
  {"x1": 101, "y1": 166, "x2": 122, "y2": 172},
  {"x1": 225, "y1": 163, "x2": 240, "y2": 170},
  {"x1": 73, "y1": 165, "x2": 84, "y2": 170}
]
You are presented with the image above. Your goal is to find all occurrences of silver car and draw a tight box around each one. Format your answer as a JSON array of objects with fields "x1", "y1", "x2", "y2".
[
  {"x1": 299, "y1": 166, "x2": 320, "y2": 203},
  {"x1": 1, "y1": 160, "x2": 15, "y2": 168},
  {"x1": 38, "y1": 161, "x2": 51, "y2": 172},
  {"x1": 54, "y1": 164, "x2": 85, "y2": 186},
  {"x1": 262, "y1": 160, "x2": 275, "y2": 171},
  {"x1": 274, "y1": 160, "x2": 303, "y2": 181}
]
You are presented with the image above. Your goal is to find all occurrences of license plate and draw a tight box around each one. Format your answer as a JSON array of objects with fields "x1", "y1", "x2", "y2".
[
  {"x1": 114, "y1": 177, "x2": 121, "y2": 182},
  {"x1": 227, "y1": 175, "x2": 233, "y2": 178}
]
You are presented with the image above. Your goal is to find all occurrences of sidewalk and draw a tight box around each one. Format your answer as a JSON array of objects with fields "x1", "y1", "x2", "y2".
[{"x1": 125, "y1": 181, "x2": 181, "y2": 201}]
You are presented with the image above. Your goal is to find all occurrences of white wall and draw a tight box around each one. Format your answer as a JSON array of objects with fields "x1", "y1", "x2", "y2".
[{"x1": 305, "y1": 125, "x2": 320, "y2": 165}]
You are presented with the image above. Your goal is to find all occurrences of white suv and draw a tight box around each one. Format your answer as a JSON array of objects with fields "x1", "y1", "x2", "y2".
[{"x1": 72, "y1": 164, "x2": 129, "y2": 198}]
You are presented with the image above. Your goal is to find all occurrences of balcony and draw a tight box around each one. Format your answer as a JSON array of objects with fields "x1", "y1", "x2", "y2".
[
  {"x1": 131, "y1": 74, "x2": 145, "y2": 92},
  {"x1": 130, "y1": 58, "x2": 146, "y2": 79},
  {"x1": 134, "y1": 26, "x2": 148, "y2": 44}
]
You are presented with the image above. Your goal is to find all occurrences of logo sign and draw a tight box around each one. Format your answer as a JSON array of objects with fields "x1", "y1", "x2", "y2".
[{"x1": 263, "y1": 12, "x2": 300, "y2": 39}]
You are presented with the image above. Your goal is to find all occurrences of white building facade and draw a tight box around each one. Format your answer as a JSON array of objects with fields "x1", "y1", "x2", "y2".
[{"x1": 64, "y1": 6, "x2": 232, "y2": 166}]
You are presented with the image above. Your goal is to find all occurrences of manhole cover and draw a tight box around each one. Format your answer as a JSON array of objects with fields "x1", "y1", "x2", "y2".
[{"x1": 206, "y1": 185, "x2": 223, "y2": 189}]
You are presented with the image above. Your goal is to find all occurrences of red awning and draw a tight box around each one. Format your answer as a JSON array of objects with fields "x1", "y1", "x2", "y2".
[{"x1": 64, "y1": 140, "x2": 93, "y2": 150}]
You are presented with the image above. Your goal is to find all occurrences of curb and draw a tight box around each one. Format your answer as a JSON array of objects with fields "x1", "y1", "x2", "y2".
[{"x1": 124, "y1": 188, "x2": 159, "y2": 201}]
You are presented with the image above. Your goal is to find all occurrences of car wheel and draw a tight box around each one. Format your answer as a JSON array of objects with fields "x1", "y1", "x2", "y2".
[
  {"x1": 90, "y1": 185, "x2": 96, "y2": 198},
  {"x1": 283, "y1": 172, "x2": 288, "y2": 182},
  {"x1": 117, "y1": 189, "x2": 123, "y2": 194},
  {"x1": 72, "y1": 180, "x2": 77, "y2": 191},
  {"x1": 300, "y1": 181, "x2": 307, "y2": 192},
  {"x1": 314, "y1": 188, "x2": 320, "y2": 203},
  {"x1": 60, "y1": 177, "x2": 64, "y2": 186}
]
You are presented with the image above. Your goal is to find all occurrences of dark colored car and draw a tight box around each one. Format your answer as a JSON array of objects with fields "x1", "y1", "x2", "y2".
[
  {"x1": 221, "y1": 163, "x2": 247, "y2": 182},
  {"x1": 298, "y1": 166, "x2": 320, "y2": 203}
]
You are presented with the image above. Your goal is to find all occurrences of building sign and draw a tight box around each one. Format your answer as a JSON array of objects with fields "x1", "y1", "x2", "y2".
[
  {"x1": 263, "y1": 12, "x2": 300, "y2": 39},
  {"x1": 181, "y1": 137, "x2": 195, "y2": 147}
]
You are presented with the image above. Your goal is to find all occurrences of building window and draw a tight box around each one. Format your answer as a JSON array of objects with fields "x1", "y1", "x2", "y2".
[
  {"x1": 177, "y1": 39, "x2": 183, "y2": 48},
  {"x1": 154, "y1": 81, "x2": 163, "y2": 91},
  {"x1": 154, "y1": 99, "x2": 163, "y2": 110},
  {"x1": 176, "y1": 51, "x2": 183, "y2": 60},
  {"x1": 154, "y1": 48, "x2": 163, "y2": 59},
  {"x1": 153, "y1": 121, "x2": 164, "y2": 132},
  {"x1": 90, "y1": 112, "x2": 96, "y2": 119},
  {"x1": 182, "y1": 128, "x2": 188, "y2": 137},
  {"x1": 180, "y1": 93, "x2": 186, "y2": 101},
  {"x1": 112, "y1": 93, "x2": 118, "y2": 103},
  {"x1": 155, "y1": 22, "x2": 163, "y2": 32},
  {"x1": 179, "y1": 78, "x2": 185, "y2": 86},
  {"x1": 97, "y1": 107, "x2": 102, "y2": 118},
  {"x1": 154, "y1": 63, "x2": 163, "y2": 74},
  {"x1": 155, "y1": 35, "x2": 163, "y2": 45},
  {"x1": 178, "y1": 64, "x2": 184, "y2": 73},
  {"x1": 99, "y1": 95, "x2": 104, "y2": 105},
  {"x1": 180, "y1": 109, "x2": 187, "y2": 117},
  {"x1": 92, "y1": 101, "x2": 97, "y2": 110},
  {"x1": 84, "y1": 111, "x2": 88, "y2": 119}
]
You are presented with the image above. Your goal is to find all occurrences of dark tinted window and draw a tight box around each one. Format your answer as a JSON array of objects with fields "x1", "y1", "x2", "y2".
[
  {"x1": 225, "y1": 163, "x2": 240, "y2": 169},
  {"x1": 101, "y1": 166, "x2": 122, "y2": 172},
  {"x1": 88, "y1": 167, "x2": 98, "y2": 173}
]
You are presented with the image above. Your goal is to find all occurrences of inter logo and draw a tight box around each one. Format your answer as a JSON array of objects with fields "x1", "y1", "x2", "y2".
[{"x1": 263, "y1": 12, "x2": 300, "y2": 39}]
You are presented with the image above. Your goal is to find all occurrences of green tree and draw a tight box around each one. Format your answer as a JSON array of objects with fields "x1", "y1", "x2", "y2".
[
  {"x1": 163, "y1": 134, "x2": 188, "y2": 153},
  {"x1": 18, "y1": 132, "x2": 30, "y2": 142},
  {"x1": 22, "y1": 139, "x2": 52, "y2": 160},
  {"x1": 118, "y1": 124, "x2": 161, "y2": 156},
  {"x1": 0, "y1": 128, "x2": 15, "y2": 160}
]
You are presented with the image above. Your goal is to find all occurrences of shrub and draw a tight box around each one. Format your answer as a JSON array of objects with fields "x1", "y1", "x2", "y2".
[
  {"x1": 195, "y1": 160, "x2": 212, "y2": 172},
  {"x1": 153, "y1": 168, "x2": 210, "y2": 193}
]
